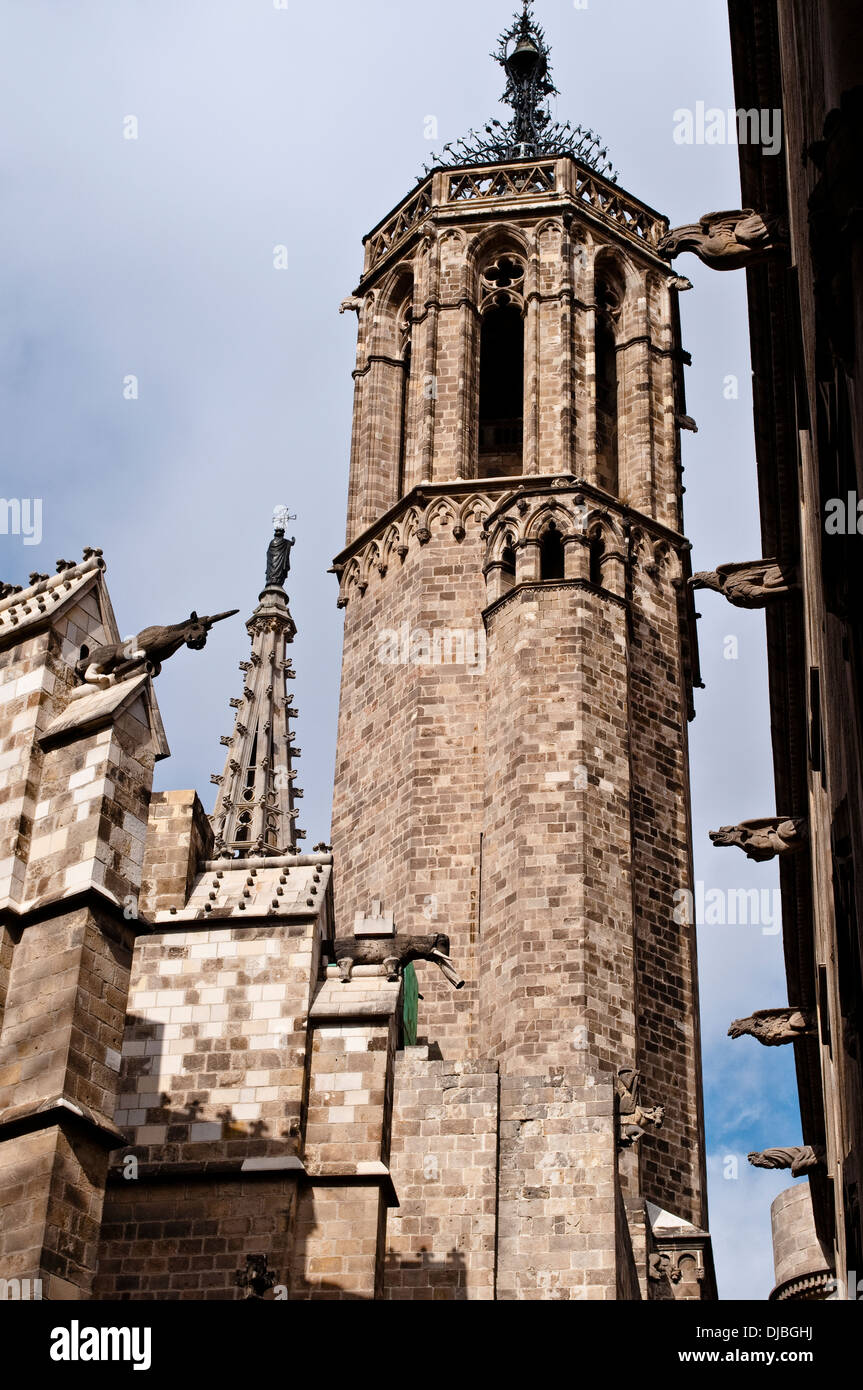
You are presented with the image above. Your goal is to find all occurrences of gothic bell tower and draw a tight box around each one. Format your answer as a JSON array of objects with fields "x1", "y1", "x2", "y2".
[{"x1": 331, "y1": 2, "x2": 714, "y2": 1299}]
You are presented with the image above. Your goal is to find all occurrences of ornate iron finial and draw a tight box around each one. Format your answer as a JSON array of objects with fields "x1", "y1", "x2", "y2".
[
  {"x1": 496, "y1": 1, "x2": 556, "y2": 154},
  {"x1": 423, "y1": 2, "x2": 617, "y2": 181}
]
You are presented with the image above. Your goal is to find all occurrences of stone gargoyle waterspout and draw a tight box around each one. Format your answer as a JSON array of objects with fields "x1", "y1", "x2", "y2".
[
  {"x1": 74, "y1": 609, "x2": 238, "y2": 690},
  {"x1": 709, "y1": 817, "x2": 808, "y2": 863},
  {"x1": 332, "y1": 933, "x2": 465, "y2": 989}
]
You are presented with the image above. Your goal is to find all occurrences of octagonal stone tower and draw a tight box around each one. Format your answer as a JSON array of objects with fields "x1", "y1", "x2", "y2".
[{"x1": 331, "y1": 3, "x2": 713, "y2": 1298}]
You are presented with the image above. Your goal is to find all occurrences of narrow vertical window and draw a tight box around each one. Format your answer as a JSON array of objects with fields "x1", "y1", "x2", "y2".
[
  {"x1": 540, "y1": 522, "x2": 565, "y2": 580},
  {"x1": 595, "y1": 275, "x2": 620, "y2": 495},
  {"x1": 589, "y1": 531, "x2": 605, "y2": 586},
  {"x1": 397, "y1": 338, "x2": 411, "y2": 497},
  {"x1": 478, "y1": 255, "x2": 526, "y2": 479}
]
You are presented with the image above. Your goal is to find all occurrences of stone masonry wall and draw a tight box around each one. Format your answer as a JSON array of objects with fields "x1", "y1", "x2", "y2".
[
  {"x1": 481, "y1": 582, "x2": 636, "y2": 1075},
  {"x1": 384, "y1": 1049, "x2": 499, "y2": 1300},
  {"x1": 112, "y1": 918, "x2": 318, "y2": 1164},
  {"x1": 332, "y1": 510, "x2": 490, "y2": 1060}
]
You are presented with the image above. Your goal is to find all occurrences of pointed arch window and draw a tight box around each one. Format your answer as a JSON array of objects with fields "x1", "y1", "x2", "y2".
[
  {"x1": 589, "y1": 531, "x2": 605, "y2": 586},
  {"x1": 595, "y1": 271, "x2": 621, "y2": 495},
  {"x1": 396, "y1": 298, "x2": 412, "y2": 497},
  {"x1": 478, "y1": 255, "x2": 526, "y2": 479},
  {"x1": 540, "y1": 521, "x2": 565, "y2": 581}
]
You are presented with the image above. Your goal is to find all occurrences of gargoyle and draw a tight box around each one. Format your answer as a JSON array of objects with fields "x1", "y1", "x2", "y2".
[
  {"x1": 658, "y1": 209, "x2": 787, "y2": 270},
  {"x1": 339, "y1": 296, "x2": 362, "y2": 315},
  {"x1": 709, "y1": 817, "x2": 808, "y2": 863},
  {"x1": 690, "y1": 558, "x2": 798, "y2": 608},
  {"x1": 748, "y1": 1146, "x2": 826, "y2": 1177},
  {"x1": 728, "y1": 1007, "x2": 816, "y2": 1046},
  {"x1": 75, "y1": 610, "x2": 238, "y2": 688},
  {"x1": 332, "y1": 933, "x2": 464, "y2": 990},
  {"x1": 617, "y1": 1067, "x2": 664, "y2": 1147}
]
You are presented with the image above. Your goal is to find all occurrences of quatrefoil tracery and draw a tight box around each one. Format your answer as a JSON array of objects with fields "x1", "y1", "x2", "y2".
[{"x1": 480, "y1": 255, "x2": 526, "y2": 311}]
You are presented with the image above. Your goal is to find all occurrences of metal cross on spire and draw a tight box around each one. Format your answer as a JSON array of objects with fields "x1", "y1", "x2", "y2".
[{"x1": 422, "y1": 1, "x2": 617, "y2": 181}]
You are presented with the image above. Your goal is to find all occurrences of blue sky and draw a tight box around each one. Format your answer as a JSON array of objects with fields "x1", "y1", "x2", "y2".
[{"x1": 0, "y1": 0, "x2": 800, "y2": 1297}]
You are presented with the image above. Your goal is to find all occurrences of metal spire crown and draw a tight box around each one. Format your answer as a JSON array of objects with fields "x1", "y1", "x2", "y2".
[{"x1": 423, "y1": 1, "x2": 617, "y2": 182}]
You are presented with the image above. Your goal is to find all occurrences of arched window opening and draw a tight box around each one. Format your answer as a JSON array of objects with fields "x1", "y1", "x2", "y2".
[
  {"x1": 478, "y1": 302, "x2": 524, "y2": 479},
  {"x1": 243, "y1": 734, "x2": 258, "y2": 802},
  {"x1": 589, "y1": 531, "x2": 605, "y2": 587},
  {"x1": 595, "y1": 275, "x2": 621, "y2": 495},
  {"x1": 397, "y1": 337, "x2": 412, "y2": 497},
  {"x1": 499, "y1": 539, "x2": 517, "y2": 593},
  {"x1": 540, "y1": 522, "x2": 565, "y2": 581},
  {"x1": 394, "y1": 298, "x2": 411, "y2": 500}
]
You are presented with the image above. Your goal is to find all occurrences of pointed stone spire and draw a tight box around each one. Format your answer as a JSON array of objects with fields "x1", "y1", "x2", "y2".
[{"x1": 210, "y1": 507, "x2": 304, "y2": 858}]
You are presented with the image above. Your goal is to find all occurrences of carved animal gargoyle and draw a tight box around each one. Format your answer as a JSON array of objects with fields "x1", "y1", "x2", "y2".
[
  {"x1": 658, "y1": 209, "x2": 788, "y2": 270},
  {"x1": 690, "y1": 558, "x2": 798, "y2": 608},
  {"x1": 748, "y1": 1146, "x2": 826, "y2": 1177},
  {"x1": 332, "y1": 933, "x2": 465, "y2": 990},
  {"x1": 75, "y1": 610, "x2": 238, "y2": 689},
  {"x1": 728, "y1": 1007, "x2": 816, "y2": 1046},
  {"x1": 709, "y1": 817, "x2": 808, "y2": 863},
  {"x1": 617, "y1": 1067, "x2": 664, "y2": 1147}
]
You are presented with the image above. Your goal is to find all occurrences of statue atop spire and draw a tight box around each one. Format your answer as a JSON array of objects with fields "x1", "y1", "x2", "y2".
[
  {"x1": 423, "y1": 1, "x2": 617, "y2": 181},
  {"x1": 210, "y1": 512, "x2": 304, "y2": 859},
  {"x1": 265, "y1": 505, "x2": 296, "y2": 589}
]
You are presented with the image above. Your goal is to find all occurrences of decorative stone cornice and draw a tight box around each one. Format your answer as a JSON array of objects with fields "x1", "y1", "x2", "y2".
[
  {"x1": 769, "y1": 1270, "x2": 835, "y2": 1302},
  {"x1": 333, "y1": 476, "x2": 692, "y2": 610}
]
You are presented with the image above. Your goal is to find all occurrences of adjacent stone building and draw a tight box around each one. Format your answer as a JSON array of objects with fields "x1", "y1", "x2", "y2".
[
  {"x1": 655, "y1": 0, "x2": 862, "y2": 1297},
  {"x1": 0, "y1": 3, "x2": 719, "y2": 1299}
]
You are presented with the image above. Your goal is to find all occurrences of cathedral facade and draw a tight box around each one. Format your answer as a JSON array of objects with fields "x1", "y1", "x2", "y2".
[{"x1": 0, "y1": 5, "x2": 717, "y2": 1300}]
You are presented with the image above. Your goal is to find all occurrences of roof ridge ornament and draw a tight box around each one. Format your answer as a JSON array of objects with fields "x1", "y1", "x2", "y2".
[{"x1": 422, "y1": 1, "x2": 617, "y2": 182}]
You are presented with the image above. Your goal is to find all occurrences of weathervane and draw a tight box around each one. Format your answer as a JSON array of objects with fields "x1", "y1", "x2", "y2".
[{"x1": 422, "y1": 1, "x2": 617, "y2": 182}]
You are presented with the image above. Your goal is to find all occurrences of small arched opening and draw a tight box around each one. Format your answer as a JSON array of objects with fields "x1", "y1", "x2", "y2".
[
  {"x1": 589, "y1": 531, "x2": 605, "y2": 586},
  {"x1": 540, "y1": 522, "x2": 566, "y2": 581}
]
